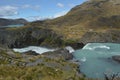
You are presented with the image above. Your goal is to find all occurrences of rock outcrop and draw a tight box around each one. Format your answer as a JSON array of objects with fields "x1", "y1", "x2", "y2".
[
  {"x1": 42, "y1": 48, "x2": 73, "y2": 60},
  {"x1": 0, "y1": 27, "x2": 63, "y2": 48},
  {"x1": 79, "y1": 30, "x2": 120, "y2": 44},
  {"x1": 23, "y1": 51, "x2": 39, "y2": 56},
  {"x1": 112, "y1": 55, "x2": 120, "y2": 63}
]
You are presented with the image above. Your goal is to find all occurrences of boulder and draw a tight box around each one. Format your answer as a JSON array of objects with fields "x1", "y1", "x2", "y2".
[
  {"x1": 42, "y1": 48, "x2": 73, "y2": 60},
  {"x1": 68, "y1": 42, "x2": 85, "y2": 49},
  {"x1": 112, "y1": 55, "x2": 120, "y2": 63}
]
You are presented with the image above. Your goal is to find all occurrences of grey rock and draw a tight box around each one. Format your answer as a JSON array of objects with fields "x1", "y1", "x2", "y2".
[
  {"x1": 26, "y1": 59, "x2": 43, "y2": 66},
  {"x1": 80, "y1": 30, "x2": 120, "y2": 44},
  {"x1": 0, "y1": 27, "x2": 63, "y2": 48},
  {"x1": 112, "y1": 55, "x2": 120, "y2": 63},
  {"x1": 42, "y1": 48, "x2": 73, "y2": 60},
  {"x1": 23, "y1": 50, "x2": 39, "y2": 56}
]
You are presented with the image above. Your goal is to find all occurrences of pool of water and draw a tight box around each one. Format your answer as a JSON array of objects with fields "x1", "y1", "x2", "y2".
[{"x1": 73, "y1": 43, "x2": 120, "y2": 78}]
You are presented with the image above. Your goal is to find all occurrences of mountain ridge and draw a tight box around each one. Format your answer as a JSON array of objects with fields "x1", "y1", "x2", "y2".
[
  {"x1": 26, "y1": 0, "x2": 120, "y2": 40},
  {"x1": 0, "y1": 0, "x2": 120, "y2": 48}
]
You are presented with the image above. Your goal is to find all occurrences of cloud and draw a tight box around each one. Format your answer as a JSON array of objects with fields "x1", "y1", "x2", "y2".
[
  {"x1": 54, "y1": 11, "x2": 68, "y2": 18},
  {"x1": 0, "y1": 5, "x2": 18, "y2": 17},
  {"x1": 32, "y1": 5, "x2": 40, "y2": 11},
  {"x1": 57, "y1": 3, "x2": 64, "y2": 8},
  {"x1": 27, "y1": 11, "x2": 68, "y2": 21},
  {"x1": 22, "y1": 4, "x2": 31, "y2": 8},
  {"x1": 27, "y1": 16, "x2": 41, "y2": 21},
  {"x1": 27, "y1": 16, "x2": 53, "y2": 21},
  {"x1": 0, "y1": 5, "x2": 40, "y2": 18},
  {"x1": 21, "y1": 4, "x2": 40, "y2": 11}
]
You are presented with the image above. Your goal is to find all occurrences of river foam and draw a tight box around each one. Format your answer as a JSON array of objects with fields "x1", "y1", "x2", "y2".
[
  {"x1": 82, "y1": 43, "x2": 110, "y2": 50},
  {"x1": 65, "y1": 46, "x2": 75, "y2": 53},
  {"x1": 13, "y1": 46, "x2": 55, "y2": 54}
]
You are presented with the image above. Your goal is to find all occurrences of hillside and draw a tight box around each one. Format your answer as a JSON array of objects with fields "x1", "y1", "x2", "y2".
[
  {"x1": 0, "y1": 45, "x2": 84, "y2": 80},
  {"x1": 0, "y1": 0, "x2": 120, "y2": 48},
  {"x1": 28, "y1": 0, "x2": 120, "y2": 40}
]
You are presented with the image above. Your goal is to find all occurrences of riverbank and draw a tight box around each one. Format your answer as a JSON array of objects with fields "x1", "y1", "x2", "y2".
[{"x1": 0, "y1": 46, "x2": 85, "y2": 80}]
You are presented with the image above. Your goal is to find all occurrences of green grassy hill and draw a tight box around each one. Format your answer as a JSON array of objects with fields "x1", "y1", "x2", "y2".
[{"x1": 27, "y1": 0, "x2": 120, "y2": 40}]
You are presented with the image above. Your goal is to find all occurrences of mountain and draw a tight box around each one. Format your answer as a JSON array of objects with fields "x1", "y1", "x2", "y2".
[
  {"x1": 28, "y1": 0, "x2": 120, "y2": 41},
  {"x1": 0, "y1": 0, "x2": 120, "y2": 48},
  {"x1": 49, "y1": 0, "x2": 120, "y2": 28},
  {"x1": 0, "y1": 18, "x2": 28, "y2": 27}
]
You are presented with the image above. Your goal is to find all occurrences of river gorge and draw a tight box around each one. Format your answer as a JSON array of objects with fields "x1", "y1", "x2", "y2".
[{"x1": 13, "y1": 43, "x2": 120, "y2": 79}]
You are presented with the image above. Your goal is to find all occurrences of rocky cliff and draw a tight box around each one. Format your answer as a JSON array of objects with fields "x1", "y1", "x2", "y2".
[
  {"x1": 0, "y1": 27, "x2": 63, "y2": 48},
  {"x1": 79, "y1": 30, "x2": 120, "y2": 44}
]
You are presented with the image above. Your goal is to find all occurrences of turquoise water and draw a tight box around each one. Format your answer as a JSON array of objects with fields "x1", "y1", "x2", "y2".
[
  {"x1": 1, "y1": 24, "x2": 24, "y2": 28},
  {"x1": 74, "y1": 43, "x2": 120, "y2": 79}
]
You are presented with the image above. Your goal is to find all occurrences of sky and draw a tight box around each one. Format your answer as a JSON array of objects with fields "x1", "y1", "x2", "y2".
[{"x1": 0, "y1": 0, "x2": 86, "y2": 21}]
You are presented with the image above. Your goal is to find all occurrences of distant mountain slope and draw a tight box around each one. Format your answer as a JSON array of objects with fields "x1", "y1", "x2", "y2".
[
  {"x1": 27, "y1": 0, "x2": 120, "y2": 40},
  {"x1": 49, "y1": 0, "x2": 120, "y2": 27},
  {"x1": 0, "y1": 0, "x2": 120, "y2": 48},
  {"x1": 0, "y1": 18, "x2": 28, "y2": 27}
]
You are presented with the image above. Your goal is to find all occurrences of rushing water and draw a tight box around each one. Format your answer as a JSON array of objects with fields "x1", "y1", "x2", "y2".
[
  {"x1": 74, "y1": 43, "x2": 120, "y2": 79},
  {"x1": 13, "y1": 46, "x2": 55, "y2": 54},
  {"x1": 13, "y1": 46, "x2": 74, "y2": 54},
  {"x1": 13, "y1": 43, "x2": 120, "y2": 78}
]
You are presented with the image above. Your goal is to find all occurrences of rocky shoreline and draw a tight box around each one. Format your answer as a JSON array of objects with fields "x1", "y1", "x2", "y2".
[
  {"x1": 22, "y1": 47, "x2": 83, "y2": 74},
  {"x1": 0, "y1": 44, "x2": 84, "y2": 79}
]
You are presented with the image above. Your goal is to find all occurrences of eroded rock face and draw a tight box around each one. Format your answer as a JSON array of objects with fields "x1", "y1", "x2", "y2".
[
  {"x1": 68, "y1": 42, "x2": 85, "y2": 49},
  {"x1": 0, "y1": 27, "x2": 63, "y2": 48},
  {"x1": 112, "y1": 55, "x2": 120, "y2": 63},
  {"x1": 79, "y1": 30, "x2": 120, "y2": 44}
]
